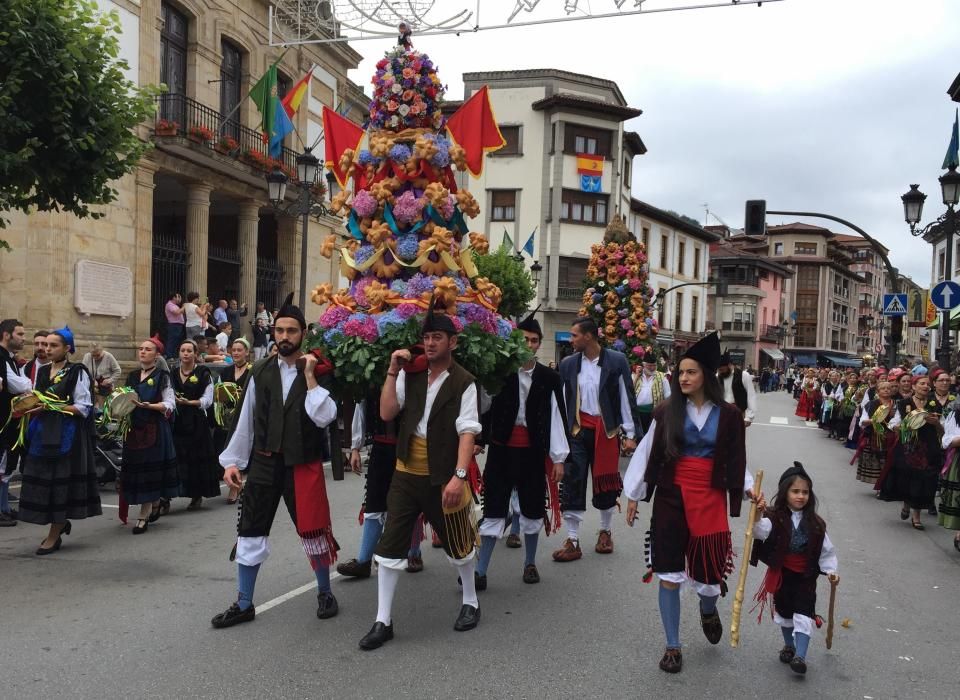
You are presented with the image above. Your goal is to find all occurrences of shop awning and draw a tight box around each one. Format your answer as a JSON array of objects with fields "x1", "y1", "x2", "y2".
[
  {"x1": 819, "y1": 353, "x2": 863, "y2": 368},
  {"x1": 926, "y1": 306, "x2": 960, "y2": 330},
  {"x1": 761, "y1": 347, "x2": 785, "y2": 361},
  {"x1": 791, "y1": 353, "x2": 817, "y2": 366}
]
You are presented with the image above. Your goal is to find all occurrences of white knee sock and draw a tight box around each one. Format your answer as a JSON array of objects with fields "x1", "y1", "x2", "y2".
[
  {"x1": 376, "y1": 565, "x2": 400, "y2": 625},
  {"x1": 564, "y1": 513, "x2": 582, "y2": 542},
  {"x1": 599, "y1": 506, "x2": 615, "y2": 531},
  {"x1": 456, "y1": 558, "x2": 479, "y2": 608}
]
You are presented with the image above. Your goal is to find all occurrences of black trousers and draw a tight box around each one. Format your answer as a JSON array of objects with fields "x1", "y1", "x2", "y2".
[
  {"x1": 482, "y1": 443, "x2": 545, "y2": 521},
  {"x1": 238, "y1": 458, "x2": 297, "y2": 538},
  {"x1": 774, "y1": 569, "x2": 818, "y2": 619},
  {"x1": 364, "y1": 441, "x2": 398, "y2": 514}
]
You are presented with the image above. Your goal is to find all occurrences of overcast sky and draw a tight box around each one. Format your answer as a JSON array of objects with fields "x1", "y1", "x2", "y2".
[{"x1": 345, "y1": 0, "x2": 958, "y2": 284}]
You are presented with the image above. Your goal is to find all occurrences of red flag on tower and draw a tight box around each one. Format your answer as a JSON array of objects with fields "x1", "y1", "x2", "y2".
[{"x1": 445, "y1": 85, "x2": 506, "y2": 177}]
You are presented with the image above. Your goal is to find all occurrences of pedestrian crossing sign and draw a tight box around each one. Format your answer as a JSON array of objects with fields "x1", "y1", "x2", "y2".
[{"x1": 881, "y1": 293, "x2": 907, "y2": 316}]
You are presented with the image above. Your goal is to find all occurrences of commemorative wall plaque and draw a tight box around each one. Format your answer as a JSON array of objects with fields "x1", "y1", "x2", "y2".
[{"x1": 75, "y1": 259, "x2": 133, "y2": 317}]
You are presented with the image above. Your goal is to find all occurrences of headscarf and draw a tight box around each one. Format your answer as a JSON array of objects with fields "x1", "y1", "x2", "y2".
[
  {"x1": 231, "y1": 337, "x2": 251, "y2": 351},
  {"x1": 146, "y1": 335, "x2": 165, "y2": 355},
  {"x1": 52, "y1": 325, "x2": 75, "y2": 353}
]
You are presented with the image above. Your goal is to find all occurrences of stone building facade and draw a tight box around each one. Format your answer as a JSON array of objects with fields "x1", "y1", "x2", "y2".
[{"x1": 0, "y1": 0, "x2": 367, "y2": 361}]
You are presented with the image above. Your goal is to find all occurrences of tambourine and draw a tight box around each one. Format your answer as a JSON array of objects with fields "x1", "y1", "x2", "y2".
[
  {"x1": 903, "y1": 409, "x2": 929, "y2": 431},
  {"x1": 10, "y1": 392, "x2": 42, "y2": 417},
  {"x1": 213, "y1": 381, "x2": 242, "y2": 428},
  {"x1": 104, "y1": 386, "x2": 138, "y2": 418}
]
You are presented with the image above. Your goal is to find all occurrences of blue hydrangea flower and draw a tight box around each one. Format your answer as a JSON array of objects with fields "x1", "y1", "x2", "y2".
[
  {"x1": 389, "y1": 143, "x2": 412, "y2": 163},
  {"x1": 354, "y1": 245, "x2": 376, "y2": 265},
  {"x1": 397, "y1": 235, "x2": 420, "y2": 262}
]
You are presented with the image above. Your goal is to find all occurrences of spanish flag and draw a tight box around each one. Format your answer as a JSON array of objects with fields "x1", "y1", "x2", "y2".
[
  {"x1": 577, "y1": 154, "x2": 604, "y2": 177},
  {"x1": 282, "y1": 67, "x2": 314, "y2": 118},
  {"x1": 445, "y1": 85, "x2": 506, "y2": 177}
]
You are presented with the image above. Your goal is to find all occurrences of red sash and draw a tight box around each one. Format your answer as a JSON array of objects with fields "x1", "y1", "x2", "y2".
[
  {"x1": 752, "y1": 553, "x2": 808, "y2": 622},
  {"x1": 293, "y1": 460, "x2": 337, "y2": 568},
  {"x1": 578, "y1": 412, "x2": 622, "y2": 495},
  {"x1": 674, "y1": 456, "x2": 731, "y2": 582}
]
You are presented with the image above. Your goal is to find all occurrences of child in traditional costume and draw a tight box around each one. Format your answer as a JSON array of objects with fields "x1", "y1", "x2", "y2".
[{"x1": 751, "y1": 463, "x2": 838, "y2": 676}]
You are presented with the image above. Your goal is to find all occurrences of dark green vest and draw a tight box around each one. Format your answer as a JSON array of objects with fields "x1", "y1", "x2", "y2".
[
  {"x1": 396, "y1": 361, "x2": 476, "y2": 486},
  {"x1": 250, "y1": 357, "x2": 327, "y2": 470}
]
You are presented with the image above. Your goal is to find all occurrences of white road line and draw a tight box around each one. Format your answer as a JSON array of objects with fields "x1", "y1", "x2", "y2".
[
  {"x1": 257, "y1": 572, "x2": 343, "y2": 613},
  {"x1": 769, "y1": 417, "x2": 788, "y2": 425},
  {"x1": 752, "y1": 422, "x2": 820, "y2": 430}
]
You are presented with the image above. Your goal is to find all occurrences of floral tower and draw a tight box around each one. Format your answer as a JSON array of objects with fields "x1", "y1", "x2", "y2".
[
  {"x1": 305, "y1": 44, "x2": 529, "y2": 396},
  {"x1": 578, "y1": 215, "x2": 659, "y2": 364}
]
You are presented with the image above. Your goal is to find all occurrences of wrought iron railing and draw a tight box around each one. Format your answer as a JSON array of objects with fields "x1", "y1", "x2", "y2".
[
  {"x1": 155, "y1": 94, "x2": 299, "y2": 173},
  {"x1": 721, "y1": 320, "x2": 754, "y2": 333},
  {"x1": 557, "y1": 287, "x2": 584, "y2": 301}
]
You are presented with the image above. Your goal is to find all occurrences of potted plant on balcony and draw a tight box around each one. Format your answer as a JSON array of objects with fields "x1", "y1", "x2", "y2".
[
  {"x1": 240, "y1": 148, "x2": 269, "y2": 170},
  {"x1": 187, "y1": 124, "x2": 214, "y2": 144},
  {"x1": 155, "y1": 119, "x2": 179, "y2": 137},
  {"x1": 214, "y1": 135, "x2": 239, "y2": 155},
  {"x1": 310, "y1": 180, "x2": 327, "y2": 200}
]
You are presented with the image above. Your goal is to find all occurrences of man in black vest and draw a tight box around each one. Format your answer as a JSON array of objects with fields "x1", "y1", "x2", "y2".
[
  {"x1": 1, "y1": 319, "x2": 32, "y2": 526},
  {"x1": 554, "y1": 317, "x2": 638, "y2": 562},
  {"x1": 476, "y1": 312, "x2": 569, "y2": 586},
  {"x1": 358, "y1": 312, "x2": 483, "y2": 651},
  {"x1": 718, "y1": 351, "x2": 757, "y2": 427},
  {"x1": 211, "y1": 294, "x2": 340, "y2": 629}
]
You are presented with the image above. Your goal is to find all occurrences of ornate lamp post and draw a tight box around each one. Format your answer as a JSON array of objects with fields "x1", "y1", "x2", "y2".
[
  {"x1": 901, "y1": 165, "x2": 960, "y2": 371},
  {"x1": 266, "y1": 148, "x2": 328, "y2": 309}
]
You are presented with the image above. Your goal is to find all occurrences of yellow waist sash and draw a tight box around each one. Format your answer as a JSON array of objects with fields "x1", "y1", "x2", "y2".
[{"x1": 396, "y1": 435, "x2": 430, "y2": 476}]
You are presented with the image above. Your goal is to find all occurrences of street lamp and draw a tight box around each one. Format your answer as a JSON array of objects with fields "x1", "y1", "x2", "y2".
[
  {"x1": 901, "y1": 165, "x2": 960, "y2": 371},
  {"x1": 266, "y1": 147, "x2": 329, "y2": 309},
  {"x1": 530, "y1": 260, "x2": 543, "y2": 287}
]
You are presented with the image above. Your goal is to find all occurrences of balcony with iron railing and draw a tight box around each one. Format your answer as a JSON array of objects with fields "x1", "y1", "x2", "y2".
[
  {"x1": 721, "y1": 320, "x2": 754, "y2": 335},
  {"x1": 558, "y1": 286, "x2": 584, "y2": 301},
  {"x1": 154, "y1": 94, "x2": 300, "y2": 177},
  {"x1": 760, "y1": 324, "x2": 781, "y2": 341}
]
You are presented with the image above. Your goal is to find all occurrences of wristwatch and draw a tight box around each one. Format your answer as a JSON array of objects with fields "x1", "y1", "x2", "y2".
[{"x1": 455, "y1": 467, "x2": 468, "y2": 480}]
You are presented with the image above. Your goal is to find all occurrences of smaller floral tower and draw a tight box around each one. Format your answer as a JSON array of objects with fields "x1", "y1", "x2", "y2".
[{"x1": 578, "y1": 215, "x2": 659, "y2": 363}]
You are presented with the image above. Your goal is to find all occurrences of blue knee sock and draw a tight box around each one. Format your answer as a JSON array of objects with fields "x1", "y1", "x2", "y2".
[
  {"x1": 476, "y1": 535, "x2": 496, "y2": 576},
  {"x1": 523, "y1": 533, "x2": 538, "y2": 566},
  {"x1": 658, "y1": 584, "x2": 682, "y2": 649},
  {"x1": 237, "y1": 563, "x2": 261, "y2": 610},
  {"x1": 0, "y1": 481, "x2": 8, "y2": 513},
  {"x1": 357, "y1": 517, "x2": 384, "y2": 564},
  {"x1": 698, "y1": 593, "x2": 719, "y2": 615},
  {"x1": 315, "y1": 564, "x2": 331, "y2": 594},
  {"x1": 781, "y1": 626, "x2": 795, "y2": 648},
  {"x1": 794, "y1": 631, "x2": 810, "y2": 659},
  {"x1": 510, "y1": 513, "x2": 520, "y2": 536},
  {"x1": 407, "y1": 543, "x2": 422, "y2": 558}
]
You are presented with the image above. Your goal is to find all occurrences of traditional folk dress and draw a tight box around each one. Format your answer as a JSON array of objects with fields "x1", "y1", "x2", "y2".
[
  {"x1": 795, "y1": 379, "x2": 820, "y2": 420},
  {"x1": 556, "y1": 347, "x2": 637, "y2": 552},
  {"x1": 18, "y1": 363, "x2": 102, "y2": 524},
  {"x1": 751, "y1": 508, "x2": 838, "y2": 660},
  {"x1": 853, "y1": 398, "x2": 895, "y2": 485},
  {"x1": 876, "y1": 398, "x2": 942, "y2": 509},
  {"x1": 212, "y1": 363, "x2": 252, "y2": 456},
  {"x1": 121, "y1": 367, "x2": 179, "y2": 505},
  {"x1": 0, "y1": 344, "x2": 33, "y2": 518},
  {"x1": 938, "y1": 407, "x2": 960, "y2": 531},
  {"x1": 634, "y1": 369, "x2": 670, "y2": 436},
  {"x1": 171, "y1": 364, "x2": 220, "y2": 500},
  {"x1": 478, "y1": 361, "x2": 569, "y2": 577}
]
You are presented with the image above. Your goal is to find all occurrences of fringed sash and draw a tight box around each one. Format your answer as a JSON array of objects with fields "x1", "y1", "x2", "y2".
[
  {"x1": 578, "y1": 412, "x2": 622, "y2": 496},
  {"x1": 674, "y1": 455, "x2": 732, "y2": 583},
  {"x1": 751, "y1": 552, "x2": 807, "y2": 622},
  {"x1": 293, "y1": 460, "x2": 337, "y2": 569}
]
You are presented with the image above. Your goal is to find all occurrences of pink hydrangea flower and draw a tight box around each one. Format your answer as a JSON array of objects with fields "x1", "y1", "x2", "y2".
[{"x1": 353, "y1": 190, "x2": 378, "y2": 219}]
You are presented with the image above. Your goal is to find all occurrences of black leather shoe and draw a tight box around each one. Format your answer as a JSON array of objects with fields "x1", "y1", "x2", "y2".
[
  {"x1": 700, "y1": 607, "x2": 723, "y2": 645},
  {"x1": 475, "y1": 572, "x2": 487, "y2": 591},
  {"x1": 336, "y1": 558, "x2": 372, "y2": 578},
  {"x1": 790, "y1": 656, "x2": 807, "y2": 675},
  {"x1": 211, "y1": 602, "x2": 255, "y2": 629},
  {"x1": 522, "y1": 564, "x2": 540, "y2": 584},
  {"x1": 35, "y1": 537, "x2": 62, "y2": 555},
  {"x1": 453, "y1": 604, "x2": 480, "y2": 631},
  {"x1": 316, "y1": 592, "x2": 339, "y2": 619},
  {"x1": 359, "y1": 622, "x2": 394, "y2": 650}
]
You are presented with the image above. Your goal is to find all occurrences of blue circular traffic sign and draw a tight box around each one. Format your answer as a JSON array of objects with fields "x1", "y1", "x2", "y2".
[{"x1": 931, "y1": 280, "x2": 960, "y2": 310}]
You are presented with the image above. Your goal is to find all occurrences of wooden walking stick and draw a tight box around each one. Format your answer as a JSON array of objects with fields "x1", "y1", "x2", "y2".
[
  {"x1": 825, "y1": 574, "x2": 839, "y2": 649},
  {"x1": 730, "y1": 469, "x2": 764, "y2": 648}
]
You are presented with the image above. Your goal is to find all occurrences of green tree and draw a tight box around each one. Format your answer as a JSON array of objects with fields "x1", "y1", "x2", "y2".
[
  {"x1": 0, "y1": 0, "x2": 157, "y2": 246},
  {"x1": 472, "y1": 247, "x2": 536, "y2": 319}
]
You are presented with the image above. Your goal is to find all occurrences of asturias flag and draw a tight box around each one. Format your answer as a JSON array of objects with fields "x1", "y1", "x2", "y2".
[
  {"x1": 576, "y1": 154, "x2": 604, "y2": 177},
  {"x1": 522, "y1": 229, "x2": 536, "y2": 257},
  {"x1": 943, "y1": 109, "x2": 960, "y2": 170},
  {"x1": 445, "y1": 85, "x2": 506, "y2": 177},
  {"x1": 282, "y1": 67, "x2": 314, "y2": 118},
  {"x1": 321, "y1": 106, "x2": 366, "y2": 187},
  {"x1": 269, "y1": 97, "x2": 294, "y2": 158}
]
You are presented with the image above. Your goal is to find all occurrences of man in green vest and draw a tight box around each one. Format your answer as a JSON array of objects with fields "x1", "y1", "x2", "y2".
[
  {"x1": 211, "y1": 293, "x2": 340, "y2": 629},
  {"x1": 358, "y1": 312, "x2": 483, "y2": 650}
]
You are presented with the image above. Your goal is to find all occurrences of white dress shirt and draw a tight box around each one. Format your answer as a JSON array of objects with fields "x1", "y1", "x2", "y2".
[
  {"x1": 515, "y1": 365, "x2": 570, "y2": 465},
  {"x1": 220, "y1": 358, "x2": 338, "y2": 470},
  {"x1": 577, "y1": 354, "x2": 635, "y2": 439},
  {"x1": 721, "y1": 370, "x2": 757, "y2": 424},
  {"x1": 623, "y1": 400, "x2": 754, "y2": 501},
  {"x1": 351, "y1": 400, "x2": 365, "y2": 450},
  {"x1": 635, "y1": 371, "x2": 671, "y2": 407},
  {"x1": 753, "y1": 509, "x2": 839, "y2": 574},
  {"x1": 3, "y1": 361, "x2": 33, "y2": 395},
  {"x1": 395, "y1": 367, "x2": 481, "y2": 437}
]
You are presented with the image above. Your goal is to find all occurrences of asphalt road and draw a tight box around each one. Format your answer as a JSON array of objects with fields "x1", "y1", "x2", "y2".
[{"x1": 3, "y1": 390, "x2": 959, "y2": 699}]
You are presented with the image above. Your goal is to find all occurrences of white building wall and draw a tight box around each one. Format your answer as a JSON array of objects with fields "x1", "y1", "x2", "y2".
[{"x1": 95, "y1": 0, "x2": 139, "y2": 86}]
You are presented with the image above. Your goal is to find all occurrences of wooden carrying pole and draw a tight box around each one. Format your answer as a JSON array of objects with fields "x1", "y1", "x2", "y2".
[
  {"x1": 825, "y1": 575, "x2": 839, "y2": 649},
  {"x1": 730, "y1": 469, "x2": 763, "y2": 648}
]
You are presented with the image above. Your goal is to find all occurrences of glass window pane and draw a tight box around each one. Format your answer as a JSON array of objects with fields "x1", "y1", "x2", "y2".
[
  {"x1": 583, "y1": 204, "x2": 593, "y2": 221},
  {"x1": 575, "y1": 136, "x2": 585, "y2": 153},
  {"x1": 572, "y1": 203, "x2": 582, "y2": 220}
]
